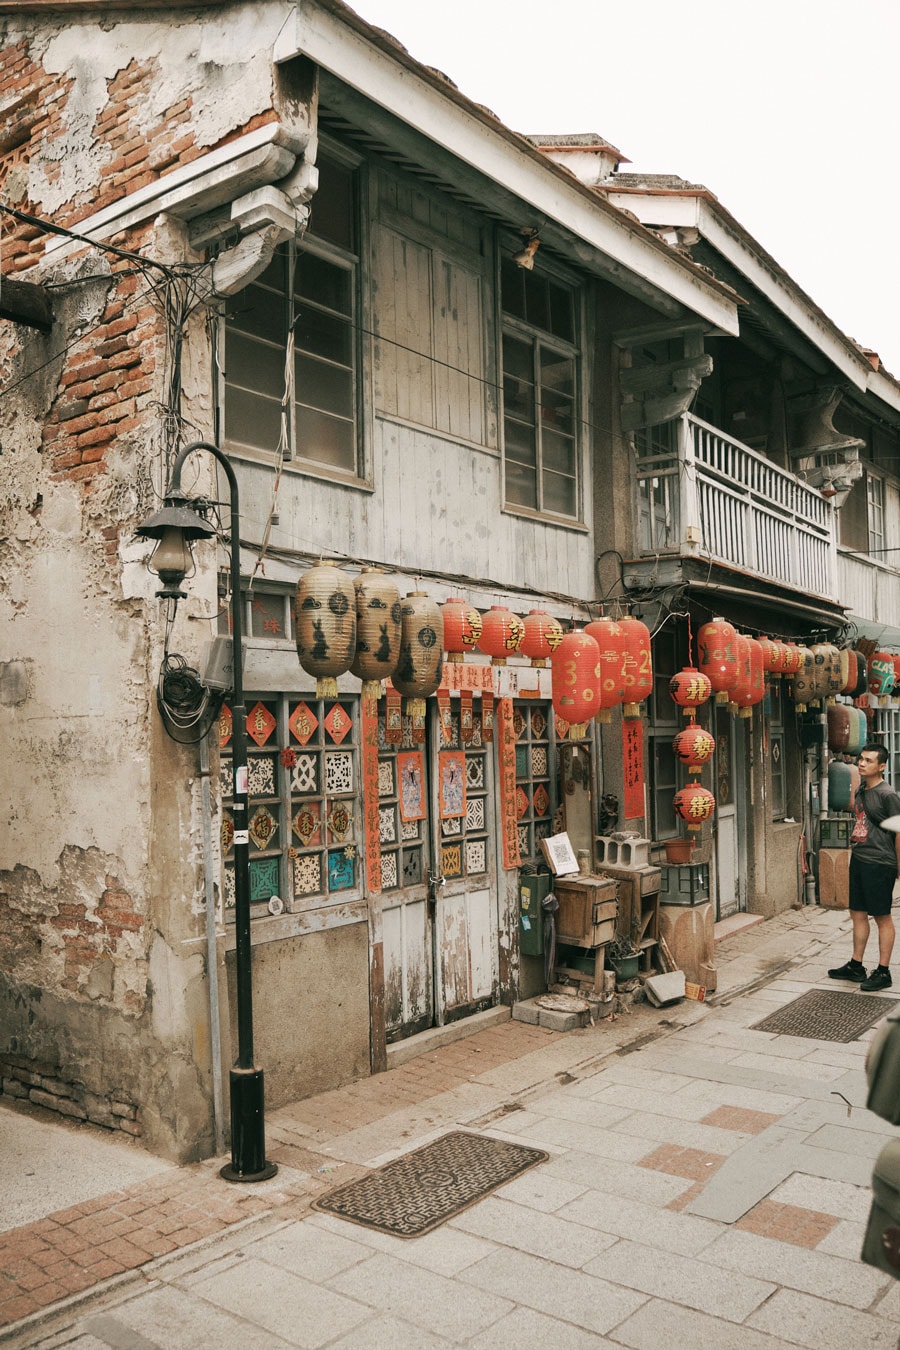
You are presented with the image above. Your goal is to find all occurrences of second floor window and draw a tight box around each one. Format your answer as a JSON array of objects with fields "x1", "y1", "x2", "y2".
[
  {"x1": 501, "y1": 257, "x2": 580, "y2": 520},
  {"x1": 224, "y1": 154, "x2": 362, "y2": 478},
  {"x1": 867, "y1": 471, "x2": 885, "y2": 558}
]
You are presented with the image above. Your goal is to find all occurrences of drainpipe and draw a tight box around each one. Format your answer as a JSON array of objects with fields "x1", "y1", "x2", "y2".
[{"x1": 199, "y1": 736, "x2": 226, "y2": 1155}]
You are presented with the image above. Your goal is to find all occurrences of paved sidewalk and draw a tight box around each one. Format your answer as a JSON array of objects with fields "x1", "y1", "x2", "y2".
[{"x1": 3, "y1": 903, "x2": 900, "y2": 1348}]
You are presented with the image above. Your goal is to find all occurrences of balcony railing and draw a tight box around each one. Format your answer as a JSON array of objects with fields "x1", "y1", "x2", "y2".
[
  {"x1": 636, "y1": 414, "x2": 837, "y2": 603},
  {"x1": 837, "y1": 548, "x2": 900, "y2": 630}
]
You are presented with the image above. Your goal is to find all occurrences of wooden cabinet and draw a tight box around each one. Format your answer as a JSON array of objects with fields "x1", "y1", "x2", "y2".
[{"x1": 554, "y1": 876, "x2": 618, "y2": 949}]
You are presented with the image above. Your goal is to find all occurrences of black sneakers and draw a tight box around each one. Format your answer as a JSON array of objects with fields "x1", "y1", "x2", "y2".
[
  {"x1": 828, "y1": 960, "x2": 867, "y2": 982},
  {"x1": 861, "y1": 968, "x2": 893, "y2": 992}
]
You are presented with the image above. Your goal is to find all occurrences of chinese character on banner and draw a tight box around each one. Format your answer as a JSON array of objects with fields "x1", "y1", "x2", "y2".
[{"x1": 622, "y1": 719, "x2": 645, "y2": 820}]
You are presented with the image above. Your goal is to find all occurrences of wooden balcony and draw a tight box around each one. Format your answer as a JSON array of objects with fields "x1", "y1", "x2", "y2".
[{"x1": 634, "y1": 414, "x2": 838, "y2": 605}]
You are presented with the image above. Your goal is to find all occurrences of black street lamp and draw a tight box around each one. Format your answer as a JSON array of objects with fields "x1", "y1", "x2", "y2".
[{"x1": 137, "y1": 440, "x2": 277, "y2": 1183}]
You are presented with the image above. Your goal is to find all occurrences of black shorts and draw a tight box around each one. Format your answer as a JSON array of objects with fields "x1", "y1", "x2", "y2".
[{"x1": 849, "y1": 854, "x2": 897, "y2": 917}]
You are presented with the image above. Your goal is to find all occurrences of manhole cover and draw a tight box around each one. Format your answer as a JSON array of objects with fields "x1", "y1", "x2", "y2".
[
  {"x1": 312, "y1": 1131, "x2": 548, "y2": 1238},
  {"x1": 752, "y1": 989, "x2": 898, "y2": 1042}
]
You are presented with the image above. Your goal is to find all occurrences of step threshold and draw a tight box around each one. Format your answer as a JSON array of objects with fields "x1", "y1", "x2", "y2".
[{"x1": 386, "y1": 1005, "x2": 511, "y2": 1069}]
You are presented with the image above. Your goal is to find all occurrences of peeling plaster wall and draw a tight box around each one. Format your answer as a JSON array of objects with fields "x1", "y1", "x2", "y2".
[{"x1": 0, "y1": 3, "x2": 305, "y2": 1161}]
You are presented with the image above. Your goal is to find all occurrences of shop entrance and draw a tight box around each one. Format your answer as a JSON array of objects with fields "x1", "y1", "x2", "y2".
[
  {"x1": 714, "y1": 706, "x2": 747, "y2": 917},
  {"x1": 378, "y1": 704, "x2": 497, "y2": 1041}
]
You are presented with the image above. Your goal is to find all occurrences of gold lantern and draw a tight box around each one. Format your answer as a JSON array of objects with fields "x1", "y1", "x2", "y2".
[
  {"x1": 393, "y1": 591, "x2": 444, "y2": 716},
  {"x1": 351, "y1": 567, "x2": 402, "y2": 699}
]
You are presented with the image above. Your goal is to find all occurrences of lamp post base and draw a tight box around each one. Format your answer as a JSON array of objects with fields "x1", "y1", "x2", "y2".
[{"x1": 220, "y1": 1065, "x2": 277, "y2": 1183}]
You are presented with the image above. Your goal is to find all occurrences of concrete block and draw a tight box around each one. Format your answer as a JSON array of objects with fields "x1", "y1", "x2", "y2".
[
  {"x1": 644, "y1": 971, "x2": 686, "y2": 1007},
  {"x1": 538, "y1": 1007, "x2": 584, "y2": 1031},
  {"x1": 511, "y1": 1000, "x2": 541, "y2": 1025},
  {"x1": 819, "y1": 849, "x2": 850, "y2": 908},
  {"x1": 596, "y1": 835, "x2": 651, "y2": 868}
]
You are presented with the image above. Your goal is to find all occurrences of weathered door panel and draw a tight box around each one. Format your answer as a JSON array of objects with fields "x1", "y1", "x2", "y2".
[{"x1": 382, "y1": 889, "x2": 432, "y2": 1040}]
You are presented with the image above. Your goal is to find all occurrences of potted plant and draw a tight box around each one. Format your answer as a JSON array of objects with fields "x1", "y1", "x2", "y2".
[{"x1": 608, "y1": 936, "x2": 640, "y2": 981}]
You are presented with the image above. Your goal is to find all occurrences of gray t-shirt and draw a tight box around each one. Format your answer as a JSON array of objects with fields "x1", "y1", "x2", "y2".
[{"x1": 851, "y1": 779, "x2": 900, "y2": 870}]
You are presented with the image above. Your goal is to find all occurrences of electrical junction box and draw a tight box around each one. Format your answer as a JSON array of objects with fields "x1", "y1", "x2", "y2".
[
  {"x1": 819, "y1": 817, "x2": 851, "y2": 848},
  {"x1": 199, "y1": 636, "x2": 234, "y2": 693},
  {"x1": 519, "y1": 871, "x2": 551, "y2": 956}
]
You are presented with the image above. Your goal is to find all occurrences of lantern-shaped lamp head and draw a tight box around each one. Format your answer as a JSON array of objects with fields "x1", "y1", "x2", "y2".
[
  {"x1": 672, "y1": 722, "x2": 715, "y2": 775},
  {"x1": 136, "y1": 495, "x2": 216, "y2": 599},
  {"x1": 521, "y1": 609, "x2": 563, "y2": 667}
]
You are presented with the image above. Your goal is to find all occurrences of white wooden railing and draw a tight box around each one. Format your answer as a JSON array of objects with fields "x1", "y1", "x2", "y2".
[
  {"x1": 635, "y1": 414, "x2": 837, "y2": 602},
  {"x1": 837, "y1": 549, "x2": 900, "y2": 629}
]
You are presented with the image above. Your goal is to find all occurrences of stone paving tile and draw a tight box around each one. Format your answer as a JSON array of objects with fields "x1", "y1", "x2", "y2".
[
  {"x1": 582, "y1": 1082, "x2": 718, "y2": 1122},
  {"x1": 612, "y1": 1297, "x2": 801, "y2": 1350},
  {"x1": 325, "y1": 1313, "x2": 453, "y2": 1348},
  {"x1": 192, "y1": 1257, "x2": 370, "y2": 1347},
  {"x1": 583, "y1": 1237, "x2": 775, "y2": 1321},
  {"x1": 734, "y1": 1197, "x2": 838, "y2": 1247},
  {"x1": 802, "y1": 1122, "x2": 888, "y2": 1161},
  {"x1": 79, "y1": 1290, "x2": 291, "y2": 1349},
  {"x1": 701, "y1": 1104, "x2": 782, "y2": 1133},
  {"x1": 637, "y1": 1142, "x2": 726, "y2": 1181},
  {"x1": 458, "y1": 1245, "x2": 648, "y2": 1334},
  {"x1": 873, "y1": 1280, "x2": 900, "y2": 1322},
  {"x1": 702, "y1": 1226, "x2": 890, "y2": 1308},
  {"x1": 543, "y1": 1150, "x2": 691, "y2": 1206},
  {"x1": 468, "y1": 1304, "x2": 619, "y2": 1347},
  {"x1": 814, "y1": 1216, "x2": 867, "y2": 1260},
  {"x1": 609, "y1": 1108, "x2": 756, "y2": 1156},
  {"x1": 728, "y1": 1052, "x2": 848, "y2": 1082},
  {"x1": 492, "y1": 1170, "x2": 588, "y2": 1214},
  {"x1": 515, "y1": 1088, "x2": 634, "y2": 1130},
  {"x1": 767, "y1": 1172, "x2": 873, "y2": 1222},
  {"x1": 240, "y1": 1221, "x2": 374, "y2": 1282},
  {"x1": 747, "y1": 1287, "x2": 900, "y2": 1349},
  {"x1": 653, "y1": 1069, "x2": 804, "y2": 1115},
  {"x1": 326, "y1": 1251, "x2": 515, "y2": 1342},
  {"x1": 305, "y1": 1212, "x2": 497, "y2": 1276},
  {"x1": 585, "y1": 1062, "x2": 700, "y2": 1092},
  {"x1": 778, "y1": 1098, "x2": 894, "y2": 1135},
  {"x1": 449, "y1": 1194, "x2": 617, "y2": 1267},
  {"x1": 557, "y1": 1186, "x2": 722, "y2": 1256},
  {"x1": 511, "y1": 1113, "x2": 650, "y2": 1163}
]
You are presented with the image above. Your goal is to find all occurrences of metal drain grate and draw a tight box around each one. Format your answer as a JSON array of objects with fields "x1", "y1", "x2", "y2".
[
  {"x1": 752, "y1": 989, "x2": 898, "y2": 1042},
  {"x1": 312, "y1": 1131, "x2": 548, "y2": 1238}
]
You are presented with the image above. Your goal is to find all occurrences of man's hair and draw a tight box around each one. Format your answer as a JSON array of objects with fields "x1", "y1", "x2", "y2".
[{"x1": 861, "y1": 741, "x2": 889, "y2": 766}]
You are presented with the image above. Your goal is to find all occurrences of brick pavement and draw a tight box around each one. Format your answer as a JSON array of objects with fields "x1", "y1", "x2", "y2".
[{"x1": 0, "y1": 1020, "x2": 563, "y2": 1331}]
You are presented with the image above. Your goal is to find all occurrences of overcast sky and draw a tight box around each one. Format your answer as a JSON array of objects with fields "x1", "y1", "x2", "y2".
[{"x1": 350, "y1": 0, "x2": 900, "y2": 377}]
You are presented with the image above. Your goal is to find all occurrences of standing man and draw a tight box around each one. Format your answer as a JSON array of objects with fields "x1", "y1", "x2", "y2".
[{"x1": 829, "y1": 741, "x2": 900, "y2": 991}]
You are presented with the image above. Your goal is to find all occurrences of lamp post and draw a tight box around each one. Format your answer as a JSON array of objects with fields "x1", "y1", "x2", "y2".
[{"x1": 137, "y1": 440, "x2": 276, "y2": 1183}]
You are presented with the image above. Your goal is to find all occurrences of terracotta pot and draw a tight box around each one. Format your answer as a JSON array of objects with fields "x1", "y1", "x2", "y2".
[{"x1": 664, "y1": 837, "x2": 695, "y2": 864}]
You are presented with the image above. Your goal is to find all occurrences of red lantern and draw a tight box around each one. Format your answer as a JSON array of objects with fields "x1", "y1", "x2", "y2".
[
  {"x1": 585, "y1": 617, "x2": 626, "y2": 723},
  {"x1": 758, "y1": 637, "x2": 784, "y2": 679},
  {"x1": 780, "y1": 642, "x2": 802, "y2": 677},
  {"x1": 520, "y1": 609, "x2": 564, "y2": 667},
  {"x1": 441, "y1": 596, "x2": 482, "y2": 664},
  {"x1": 697, "y1": 619, "x2": 739, "y2": 704},
  {"x1": 728, "y1": 633, "x2": 751, "y2": 714},
  {"x1": 672, "y1": 722, "x2": 715, "y2": 775},
  {"x1": 669, "y1": 666, "x2": 712, "y2": 717},
  {"x1": 551, "y1": 630, "x2": 600, "y2": 737},
  {"x1": 619, "y1": 615, "x2": 652, "y2": 719},
  {"x1": 868, "y1": 651, "x2": 895, "y2": 705},
  {"x1": 478, "y1": 605, "x2": 524, "y2": 666},
  {"x1": 733, "y1": 636, "x2": 766, "y2": 719},
  {"x1": 673, "y1": 783, "x2": 716, "y2": 831}
]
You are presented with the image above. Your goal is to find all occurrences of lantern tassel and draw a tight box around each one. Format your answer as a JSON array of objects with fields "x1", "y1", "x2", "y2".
[
  {"x1": 361, "y1": 679, "x2": 383, "y2": 700},
  {"x1": 406, "y1": 697, "x2": 426, "y2": 719},
  {"x1": 623, "y1": 702, "x2": 641, "y2": 720},
  {"x1": 316, "y1": 676, "x2": 339, "y2": 699}
]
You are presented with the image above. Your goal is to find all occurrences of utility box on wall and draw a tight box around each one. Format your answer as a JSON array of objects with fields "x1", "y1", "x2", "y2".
[
  {"x1": 819, "y1": 818, "x2": 851, "y2": 849},
  {"x1": 519, "y1": 871, "x2": 552, "y2": 956}
]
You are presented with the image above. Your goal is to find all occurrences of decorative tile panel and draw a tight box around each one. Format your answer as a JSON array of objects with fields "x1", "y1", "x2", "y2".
[
  {"x1": 380, "y1": 853, "x2": 398, "y2": 889},
  {"x1": 291, "y1": 754, "x2": 318, "y2": 794},
  {"x1": 249, "y1": 857, "x2": 280, "y2": 903},
  {"x1": 515, "y1": 745, "x2": 528, "y2": 777},
  {"x1": 292, "y1": 805, "x2": 321, "y2": 847},
  {"x1": 531, "y1": 746, "x2": 548, "y2": 777},
  {"x1": 221, "y1": 814, "x2": 234, "y2": 856},
  {"x1": 517, "y1": 825, "x2": 529, "y2": 857},
  {"x1": 223, "y1": 867, "x2": 235, "y2": 909},
  {"x1": 466, "y1": 757, "x2": 484, "y2": 790},
  {"x1": 324, "y1": 703, "x2": 353, "y2": 744},
  {"x1": 247, "y1": 702, "x2": 277, "y2": 747},
  {"x1": 326, "y1": 751, "x2": 353, "y2": 794},
  {"x1": 248, "y1": 755, "x2": 275, "y2": 798},
  {"x1": 466, "y1": 797, "x2": 485, "y2": 831},
  {"x1": 328, "y1": 847, "x2": 356, "y2": 891},
  {"x1": 533, "y1": 784, "x2": 550, "y2": 817},
  {"x1": 466, "y1": 839, "x2": 486, "y2": 875},
  {"x1": 249, "y1": 805, "x2": 278, "y2": 851},
  {"x1": 441, "y1": 816, "x2": 462, "y2": 836},
  {"x1": 293, "y1": 853, "x2": 321, "y2": 897},
  {"x1": 289, "y1": 702, "x2": 318, "y2": 745},
  {"x1": 401, "y1": 819, "x2": 420, "y2": 841},
  {"x1": 378, "y1": 761, "x2": 394, "y2": 797},
  {"x1": 379, "y1": 806, "x2": 396, "y2": 843},
  {"x1": 513, "y1": 710, "x2": 526, "y2": 739},
  {"x1": 327, "y1": 802, "x2": 353, "y2": 843},
  {"x1": 219, "y1": 763, "x2": 232, "y2": 799},
  {"x1": 441, "y1": 843, "x2": 463, "y2": 878},
  {"x1": 530, "y1": 710, "x2": 546, "y2": 739},
  {"x1": 515, "y1": 786, "x2": 530, "y2": 819},
  {"x1": 402, "y1": 850, "x2": 423, "y2": 886}
]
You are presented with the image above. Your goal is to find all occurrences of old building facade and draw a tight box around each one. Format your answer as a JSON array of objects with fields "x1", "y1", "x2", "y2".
[{"x1": 2, "y1": 0, "x2": 898, "y2": 1162}]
